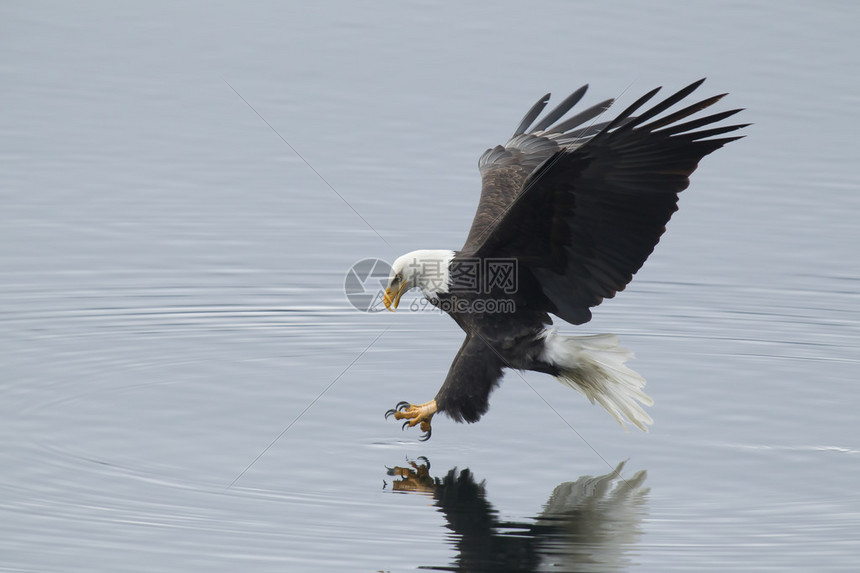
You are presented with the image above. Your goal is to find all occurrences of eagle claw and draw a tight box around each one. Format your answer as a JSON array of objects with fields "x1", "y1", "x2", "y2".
[
  {"x1": 385, "y1": 399, "x2": 437, "y2": 441},
  {"x1": 384, "y1": 401, "x2": 412, "y2": 420}
]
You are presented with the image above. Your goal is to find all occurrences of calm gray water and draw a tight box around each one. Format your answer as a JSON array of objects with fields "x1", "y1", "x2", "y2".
[{"x1": 2, "y1": 2, "x2": 859, "y2": 571}]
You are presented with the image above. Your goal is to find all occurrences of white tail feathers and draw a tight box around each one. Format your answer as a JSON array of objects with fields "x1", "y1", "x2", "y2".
[{"x1": 540, "y1": 330, "x2": 654, "y2": 432}]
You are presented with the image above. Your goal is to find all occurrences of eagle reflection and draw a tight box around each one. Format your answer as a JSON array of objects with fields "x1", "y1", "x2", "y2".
[{"x1": 387, "y1": 459, "x2": 648, "y2": 572}]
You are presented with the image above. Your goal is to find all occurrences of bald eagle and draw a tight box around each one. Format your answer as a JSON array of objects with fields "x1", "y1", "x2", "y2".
[{"x1": 383, "y1": 79, "x2": 745, "y2": 440}]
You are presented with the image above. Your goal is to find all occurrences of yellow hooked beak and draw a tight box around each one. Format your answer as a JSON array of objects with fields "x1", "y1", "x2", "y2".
[{"x1": 383, "y1": 281, "x2": 408, "y2": 312}]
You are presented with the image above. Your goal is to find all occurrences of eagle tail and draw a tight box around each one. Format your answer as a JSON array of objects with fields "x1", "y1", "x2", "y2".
[{"x1": 540, "y1": 330, "x2": 654, "y2": 432}]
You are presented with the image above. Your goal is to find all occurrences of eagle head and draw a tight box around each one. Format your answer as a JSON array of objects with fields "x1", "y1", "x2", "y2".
[{"x1": 383, "y1": 249, "x2": 455, "y2": 311}]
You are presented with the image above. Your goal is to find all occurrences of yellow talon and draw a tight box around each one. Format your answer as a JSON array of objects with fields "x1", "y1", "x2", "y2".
[{"x1": 387, "y1": 400, "x2": 437, "y2": 440}]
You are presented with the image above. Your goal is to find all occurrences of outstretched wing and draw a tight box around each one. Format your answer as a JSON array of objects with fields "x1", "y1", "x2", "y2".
[
  {"x1": 462, "y1": 86, "x2": 615, "y2": 252},
  {"x1": 470, "y1": 79, "x2": 747, "y2": 325},
  {"x1": 434, "y1": 334, "x2": 505, "y2": 423}
]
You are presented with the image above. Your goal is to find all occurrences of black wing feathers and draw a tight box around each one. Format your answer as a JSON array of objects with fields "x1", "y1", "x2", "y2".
[
  {"x1": 532, "y1": 84, "x2": 589, "y2": 132},
  {"x1": 470, "y1": 79, "x2": 745, "y2": 325},
  {"x1": 547, "y1": 99, "x2": 614, "y2": 135},
  {"x1": 469, "y1": 85, "x2": 617, "y2": 253},
  {"x1": 512, "y1": 93, "x2": 551, "y2": 138},
  {"x1": 604, "y1": 78, "x2": 706, "y2": 136}
]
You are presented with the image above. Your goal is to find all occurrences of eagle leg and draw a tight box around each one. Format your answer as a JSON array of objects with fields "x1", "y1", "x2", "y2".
[{"x1": 384, "y1": 400, "x2": 437, "y2": 441}]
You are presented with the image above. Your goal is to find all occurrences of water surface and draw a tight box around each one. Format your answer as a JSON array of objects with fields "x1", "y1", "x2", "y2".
[{"x1": 2, "y1": 2, "x2": 859, "y2": 571}]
